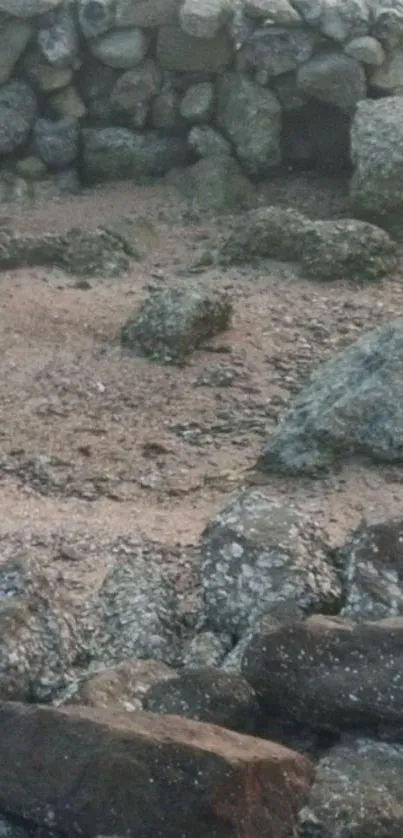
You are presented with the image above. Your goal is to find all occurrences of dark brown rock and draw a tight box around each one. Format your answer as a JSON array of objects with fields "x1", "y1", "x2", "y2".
[
  {"x1": 68, "y1": 658, "x2": 176, "y2": 711},
  {"x1": 0, "y1": 702, "x2": 314, "y2": 838}
]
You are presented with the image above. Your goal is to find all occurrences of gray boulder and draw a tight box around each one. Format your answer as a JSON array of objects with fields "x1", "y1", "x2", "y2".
[
  {"x1": 258, "y1": 318, "x2": 403, "y2": 476},
  {"x1": 243, "y1": 613, "x2": 403, "y2": 734},
  {"x1": 90, "y1": 27, "x2": 150, "y2": 70},
  {"x1": 200, "y1": 489, "x2": 342, "y2": 637},
  {"x1": 299, "y1": 218, "x2": 398, "y2": 282},
  {"x1": 188, "y1": 125, "x2": 232, "y2": 158},
  {"x1": 237, "y1": 25, "x2": 316, "y2": 81},
  {"x1": 0, "y1": 81, "x2": 37, "y2": 154},
  {"x1": 180, "y1": 0, "x2": 233, "y2": 38},
  {"x1": 0, "y1": 18, "x2": 33, "y2": 86},
  {"x1": 217, "y1": 73, "x2": 282, "y2": 176},
  {"x1": 120, "y1": 285, "x2": 232, "y2": 365},
  {"x1": 337, "y1": 516, "x2": 403, "y2": 622},
  {"x1": 82, "y1": 127, "x2": 189, "y2": 183},
  {"x1": 111, "y1": 58, "x2": 162, "y2": 113},
  {"x1": 34, "y1": 117, "x2": 79, "y2": 170},
  {"x1": 169, "y1": 155, "x2": 255, "y2": 215},
  {"x1": 180, "y1": 82, "x2": 215, "y2": 123},
  {"x1": 143, "y1": 666, "x2": 262, "y2": 734},
  {"x1": 297, "y1": 51, "x2": 366, "y2": 113},
  {"x1": 299, "y1": 738, "x2": 403, "y2": 837},
  {"x1": 78, "y1": 0, "x2": 115, "y2": 39},
  {"x1": 0, "y1": 0, "x2": 62, "y2": 13},
  {"x1": 218, "y1": 206, "x2": 312, "y2": 264},
  {"x1": 37, "y1": 4, "x2": 79, "y2": 69},
  {"x1": 320, "y1": 0, "x2": 370, "y2": 42},
  {"x1": 115, "y1": 0, "x2": 182, "y2": 28},
  {"x1": 157, "y1": 23, "x2": 233, "y2": 72},
  {"x1": 350, "y1": 97, "x2": 403, "y2": 226}
]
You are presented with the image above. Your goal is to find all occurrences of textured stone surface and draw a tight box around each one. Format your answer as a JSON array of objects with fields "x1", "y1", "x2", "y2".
[
  {"x1": 218, "y1": 206, "x2": 312, "y2": 264},
  {"x1": 157, "y1": 23, "x2": 233, "y2": 72},
  {"x1": 299, "y1": 218, "x2": 398, "y2": 282},
  {"x1": 297, "y1": 50, "x2": 366, "y2": 113},
  {"x1": 90, "y1": 27, "x2": 150, "y2": 69},
  {"x1": 67, "y1": 658, "x2": 175, "y2": 711},
  {"x1": 258, "y1": 319, "x2": 403, "y2": 476},
  {"x1": 237, "y1": 25, "x2": 316, "y2": 80},
  {"x1": 0, "y1": 82, "x2": 37, "y2": 155},
  {"x1": 34, "y1": 117, "x2": 79, "y2": 171},
  {"x1": 0, "y1": 0, "x2": 62, "y2": 14},
  {"x1": 180, "y1": 0, "x2": 233, "y2": 39},
  {"x1": 82, "y1": 127, "x2": 189, "y2": 183},
  {"x1": 0, "y1": 18, "x2": 33, "y2": 86}
]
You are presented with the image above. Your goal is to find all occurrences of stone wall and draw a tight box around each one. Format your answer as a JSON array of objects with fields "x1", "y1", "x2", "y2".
[{"x1": 0, "y1": 0, "x2": 402, "y2": 202}]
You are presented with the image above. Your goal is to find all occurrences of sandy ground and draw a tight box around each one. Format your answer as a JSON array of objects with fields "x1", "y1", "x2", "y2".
[{"x1": 1, "y1": 172, "x2": 403, "y2": 607}]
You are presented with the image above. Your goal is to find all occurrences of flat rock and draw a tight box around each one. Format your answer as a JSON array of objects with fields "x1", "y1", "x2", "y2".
[
  {"x1": 218, "y1": 206, "x2": 313, "y2": 264},
  {"x1": 299, "y1": 218, "x2": 398, "y2": 282},
  {"x1": 258, "y1": 318, "x2": 403, "y2": 476},
  {"x1": 66, "y1": 658, "x2": 176, "y2": 711},
  {"x1": 0, "y1": 702, "x2": 314, "y2": 838}
]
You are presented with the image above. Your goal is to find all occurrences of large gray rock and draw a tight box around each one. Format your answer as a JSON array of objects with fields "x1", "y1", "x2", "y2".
[
  {"x1": 157, "y1": 23, "x2": 233, "y2": 72},
  {"x1": 299, "y1": 739, "x2": 403, "y2": 837},
  {"x1": 370, "y1": 49, "x2": 403, "y2": 94},
  {"x1": 78, "y1": 57, "x2": 120, "y2": 122},
  {"x1": 237, "y1": 26, "x2": 316, "y2": 81},
  {"x1": 143, "y1": 666, "x2": 262, "y2": 734},
  {"x1": 78, "y1": 0, "x2": 115, "y2": 38},
  {"x1": 188, "y1": 125, "x2": 232, "y2": 158},
  {"x1": 82, "y1": 127, "x2": 189, "y2": 183},
  {"x1": 297, "y1": 50, "x2": 366, "y2": 113},
  {"x1": 289, "y1": 0, "x2": 323, "y2": 24},
  {"x1": 180, "y1": 82, "x2": 215, "y2": 123},
  {"x1": 245, "y1": 0, "x2": 301, "y2": 24},
  {"x1": 23, "y1": 47, "x2": 73, "y2": 91},
  {"x1": 299, "y1": 218, "x2": 398, "y2": 282},
  {"x1": 337, "y1": 516, "x2": 403, "y2": 622},
  {"x1": 116, "y1": 0, "x2": 182, "y2": 28},
  {"x1": 120, "y1": 285, "x2": 232, "y2": 365},
  {"x1": 320, "y1": 0, "x2": 370, "y2": 42},
  {"x1": 217, "y1": 73, "x2": 282, "y2": 176},
  {"x1": 344, "y1": 34, "x2": 385, "y2": 66},
  {"x1": 180, "y1": 0, "x2": 233, "y2": 38},
  {"x1": 243, "y1": 613, "x2": 403, "y2": 735},
  {"x1": 258, "y1": 318, "x2": 403, "y2": 476},
  {"x1": 85, "y1": 553, "x2": 182, "y2": 667},
  {"x1": 90, "y1": 27, "x2": 150, "y2": 69},
  {"x1": 0, "y1": 81, "x2": 37, "y2": 154},
  {"x1": 0, "y1": 0, "x2": 62, "y2": 14},
  {"x1": 37, "y1": 4, "x2": 79, "y2": 69},
  {"x1": 170, "y1": 155, "x2": 254, "y2": 214},
  {"x1": 218, "y1": 206, "x2": 313, "y2": 264},
  {"x1": 350, "y1": 97, "x2": 403, "y2": 225},
  {"x1": 34, "y1": 117, "x2": 79, "y2": 170},
  {"x1": 200, "y1": 490, "x2": 342, "y2": 637},
  {"x1": 0, "y1": 18, "x2": 33, "y2": 86},
  {"x1": 111, "y1": 59, "x2": 162, "y2": 113}
]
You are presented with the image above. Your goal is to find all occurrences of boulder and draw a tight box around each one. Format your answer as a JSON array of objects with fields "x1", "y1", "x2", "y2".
[
  {"x1": 78, "y1": 0, "x2": 115, "y2": 39},
  {"x1": 180, "y1": 81, "x2": 215, "y2": 123},
  {"x1": 188, "y1": 125, "x2": 232, "y2": 158},
  {"x1": 0, "y1": 702, "x2": 314, "y2": 838},
  {"x1": 370, "y1": 49, "x2": 403, "y2": 94},
  {"x1": 0, "y1": 18, "x2": 33, "y2": 86},
  {"x1": 37, "y1": 4, "x2": 79, "y2": 69},
  {"x1": 200, "y1": 489, "x2": 342, "y2": 637},
  {"x1": 180, "y1": 0, "x2": 233, "y2": 38},
  {"x1": 120, "y1": 285, "x2": 232, "y2": 365},
  {"x1": 115, "y1": 0, "x2": 182, "y2": 28},
  {"x1": 34, "y1": 116, "x2": 79, "y2": 171},
  {"x1": 218, "y1": 206, "x2": 312, "y2": 264},
  {"x1": 344, "y1": 34, "x2": 385, "y2": 66},
  {"x1": 320, "y1": 0, "x2": 370, "y2": 42},
  {"x1": 110, "y1": 58, "x2": 162, "y2": 113},
  {"x1": 299, "y1": 218, "x2": 398, "y2": 282},
  {"x1": 257, "y1": 318, "x2": 403, "y2": 476},
  {"x1": 297, "y1": 50, "x2": 366, "y2": 113},
  {"x1": 82, "y1": 127, "x2": 189, "y2": 183},
  {"x1": 90, "y1": 28, "x2": 151, "y2": 70},
  {"x1": 170, "y1": 155, "x2": 255, "y2": 214},
  {"x1": 23, "y1": 46, "x2": 73, "y2": 91},
  {"x1": 299, "y1": 738, "x2": 403, "y2": 837},
  {"x1": 143, "y1": 666, "x2": 262, "y2": 734},
  {"x1": 244, "y1": 0, "x2": 301, "y2": 25},
  {"x1": 217, "y1": 73, "x2": 282, "y2": 176},
  {"x1": 0, "y1": 81, "x2": 37, "y2": 155},
  {"x1": 350, "y1": 97, "x2": 403, "y2": 225},
  {"x1": 237, "y1": 25, "x2": 316, "y2": 80},
  {"x1": 157, "y1": 23, "x2": 233, "y2": 72},
  {"x1": 0, "y1": 0, "x2": 62, "y2": 14},
  {"x1": 243, "y1": 613, "x2": 403, "y2": 735},
  {"x1": 67, "y1": 658, "x2": 176, "y2": 711}
]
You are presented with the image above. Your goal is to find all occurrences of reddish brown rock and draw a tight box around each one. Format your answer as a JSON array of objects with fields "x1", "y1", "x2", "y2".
[{"x1": 0, "y1": 702, "x2": 314, "y2": 838}]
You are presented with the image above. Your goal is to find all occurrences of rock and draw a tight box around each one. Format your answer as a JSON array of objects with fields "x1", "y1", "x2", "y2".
[
  {"x1": 218, "y1": 206, "x2": 312, "y2": 264},
  {"x1": 82, "y1": 127, "x2": 189, "y2": 183},
  {"x1": 78, "y1": 56, "x2": 120, "y2": 122},
  {"x1": 0, "y1": 18, "x2": 33, "y2": 86},
  {"x1": 371, "y1": 50, "x2": 403, "y2": 94},
  {"x1": 182, "y1": 630, "x2": 232, "y2": 667},
  {"x1": 258, "y1": 318, "x2": 403, "y2": 476},
  {"x1": 34, "y1": 116, "x2": 79, "y2": 170},
  {"x1": 157, "y1": 23, "x2": 233, "y2": 72},
  {"x1": 371, "y1": 4, "x2": 403, "y2": 49},
  {"x1": 0, "y1": 173, "x2": 34, "y2": 208},
  {"x1": 0, "y1": 227, "x2": 130, "y2": 277},
  {"x1": 151, "y1": 79, "x2": 181, "y2": 131},
  {"x1": 180, "y1": 81, "x2": 215, "y2": 122},
  {"x1": 243, "y1": 614, "x2": 403, "y2": 735},
  {"x1": 23, "y1": 47, "x2": 73, "y2": 91},
  {"x1": 350, "y1": 98, "x2": 403, "y2": 225},
  {"x1": 217, "y1": 73, "x2": 281, "y2": 176},
  {"x1": 237, "y1": 26, "x2": 316, "y2": 80},
  {"x1": 0, "y1": 555, "x2": 80, "y2": 702},
  {"x1": 282, "y1": 102, "x2": 352, "y2": 172},
  {"x1": 78, "y1": 0, "x2": 115, "y2": 39},
  {"x1": 90, "y1": 28, "x2": 151, "y2": 70},
  {"x1": 180, "y1": 0, "x2": 233, "y2": 39},
  {"x1": 115, "y1": 0, "x2": 182, "y2": 28},
  {"x1": 0, "y1": 702, "x2": 314, "y2": 838},
  {"x1": 0, "y1": 0, "x2": 62, "y2": 14},
  {"x1": 0, "y1": 81, "x2": 37, "y2": 155},
  {"x1": 37, "y1": 4, "x2": 79, "y2": 69},
  {"x1": 200, "y1": 490, "x2": 342, "y2": 638},
  {"x1": 320, "y1": 0, "x2": 369, "y2": 42},
  {"x1": 144, "y1": 666, "x2": 263, "y2": 734},
  {"x1": 299, "y1": 218, "x2": 398, "y2": 282},
  {"x1": 67, "y1": 658, "x2": 175, "y2": 711},
  {"x1": 188, "y1": 125, "x2": 232, "y2": 157},
  {"x1": 299, "y1": 738, "x2": 403, "y2": 837},
  {"x1": 85, "y1": 552, "x2": 182, "y2": 667},
  {"x1": 48, "y1": 84, "x2": 87, "y2": 119},
  {"x1": 121, "y1": 285, "x2": 232, "y2": 365},
  {"x1": 337, "y1": 516, "x2": 403, "y2": 622},
  {"x1": 171, "y1": 155, "x2": 255, "y2": 214},
  {"x1": 34, "y1": 168, "x2": 81, "y2": 199},
  {"x1": 288, "y1": 0, "x2": 323, "y2": 24},
  {"x1": 245, "y1": 0, "x2": 302, "y2": 25},
  {"x1": 344, "y1": 35, "x2": 385, "y2": 66},
  {"x1": 16, "y1": 156, "x2": 47, "y2": 180},
  {"x1": 297, "y1": 50, "x2": 366, "y2": 113},
  {"x1": 111, "y1": 59, "x2": 162, "y2": 113}
]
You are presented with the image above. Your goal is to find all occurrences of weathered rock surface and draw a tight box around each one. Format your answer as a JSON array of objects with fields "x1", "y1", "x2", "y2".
[
  {"x1": 67, "y1": 658, "x2": 176, "y2": 711},
  {"x1": 218, "y1": 206, "x2": 313, "y2": 264},
  {"x1": 90, "y1": 27, "x2": 150, "y2": 69},
  {"x1": 237, "y1": 25, "x2": 316, "y2": 80},
  {"x1": 143, "y1": 666, "x2": 262, "y2": 734},
  {"x1": 0, "y1": 18, "x2": 33, "y2": 86},
  {"x1": 115, "y1": 0, "x2": 182, "y2": 28},
  {"x1": 258, "y1": 318, "x2": 403, "y2": 476},
  {"x1": 0, "y1": 81, "x2": 37, "y2": 155},
  {"x1": 299, "y1": 218, "x2": 398, "y2": 282},
  {"x1": 299, "y1": 738, "x2": 403, "y2": 838},
  {"x1": 180, "y1": 0, "x2": 233, "y2": 39},
  {"x1": 200, "y1": 489, "x2": 342, "y2": 637},
  {"x1": 297, "y1": 50, "x2": 366, "y2": 113},
  {"x1": 0, "y1": 702, "x2": 314, "y2": 838},
  {"x1": 169, "y1": 155, "x2": 255, "y2": 214},
  {"x1": 157, "y1": 23, "x2": 232, "y2": 72},
  {"x1": 34, "y1": 116, "x2": 79, "y2": 171},
  {"x1": 0, "y1": 0, "x2": 62, "y2": 14},
  {"x1": 243, "y1": 614, "x2": 403, "y2": 735},
  {"x1": 120, "y1": 285, "x2": 232, "y2": 365},
  {"x1": 82, "y1": 127, "x2": 189, "y2": 183}
]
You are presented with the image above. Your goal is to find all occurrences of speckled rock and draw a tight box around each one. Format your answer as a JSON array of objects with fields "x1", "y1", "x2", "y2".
[
  {"x1": 180, "y1": 82, "x2": 215, "y2": 123},
  {"x1": 258, "y1": 318, "x2": 403, "y2": 476},
  {"x1": 170, "y1": 155, "x2": 255, "y2": 215},
  {"x1": 297, "y1": 51, "x2": 366, "y2": 114},
  {"x1": 0, "y1": 18, "x2": 33, "y2": 86},
  {"x1": 218, "y1": 206, "x2": 313, "y2": 265},
  {"x1": 0, "y1": 0, "x2": 62, "y2": 14},
  {"x1": 85, "y1": 552, "x2": 182, "y2": 667},
  {"x1": 34, "y1": 116, "x2": 79, "y2": 171},
  {"x1": 37, "y1": 4, "x2": 79, "y2": 69},
  {"x1": 157, "y1": 23, "x2": 233, "y2": 72},
  {"x1": 320, "y1": 0, "x2": 369, "y2": 42},
  {"x1": 337, "y1": 516, "x2": 403, "y2": 622},
  {"x1": 180, "y1": 0, "x2": 233, "y2": 39},
  {"x1": 90, "y1": 27, "x2": 151, "y2": 70},
  {"x1": 0, "y1": 81, "x2": 37, "y2": 154},
  {"x1": 82, "y1": 126, "x2": 189, "y2": 183},
  {"x1": 200, "y1": 490, "x2": 342, "y2": 637},
  {"x1": 243, "y1": 614, "x2": 403, "y2": 735},
  {"x1": 182, "y1": 630, "x2": 232, "y2": 668},
  {"x1": 144, "y1": 666, "x2": 263, "y2": 734},
  {"x1": 188, "y1": 125, "x2": 232, "y2": 158},
  {"x1": 120, "y1": 285, "x2": 232, "y2": 365},
  {"x1": 65, "y1": 658, "x2": 176, "y2": 711},
  {"x1": 237, "y1": 25, "x2": 316, "y2": 80},
  {"x1": 299, "y1": 738, "x2": 403, "y2": 837},
  {"x1": 299, "y1": 218, "x2": 398, "y2": 282}
]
